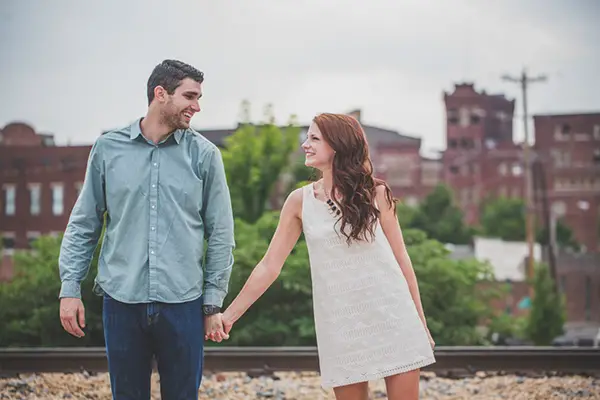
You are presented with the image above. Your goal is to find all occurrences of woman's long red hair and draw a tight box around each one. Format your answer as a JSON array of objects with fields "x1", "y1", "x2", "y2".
[{"x1": 313, "y1": 113, "x2": 397, "y2": 244}]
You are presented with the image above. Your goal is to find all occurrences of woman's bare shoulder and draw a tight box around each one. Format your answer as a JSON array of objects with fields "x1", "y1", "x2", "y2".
[{"x1": 281, "y1": 186, "x2": 305, "y2": 218}]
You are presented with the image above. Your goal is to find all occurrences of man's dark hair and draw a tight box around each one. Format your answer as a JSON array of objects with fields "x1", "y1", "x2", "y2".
[{"x1": 146, "y1": 59, "x2": 204, "y2": 105}]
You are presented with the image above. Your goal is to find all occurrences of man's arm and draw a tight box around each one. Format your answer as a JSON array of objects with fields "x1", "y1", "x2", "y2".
[
  {"x1": 201, "y1": 147, "x2": 235, "y2": 308},
  {"x1": 58, "y1": 140, "x2": 106, "y2": 299}
]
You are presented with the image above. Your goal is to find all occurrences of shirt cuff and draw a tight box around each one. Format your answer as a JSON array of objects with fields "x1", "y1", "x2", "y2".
[
  {"x1": 59, "y1": 280, "x2": 82, "y2": 299},
  {"x1": 203, "y1": 288, "x2": 226, "y2": 308}
]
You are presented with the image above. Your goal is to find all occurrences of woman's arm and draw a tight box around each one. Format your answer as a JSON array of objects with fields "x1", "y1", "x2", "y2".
[
  {"x1": 375, "y1": 186, "x2": 429, "y2": 329},
  {"x1": 222, "y1": 188, "x2": 304, "y2": 330}
]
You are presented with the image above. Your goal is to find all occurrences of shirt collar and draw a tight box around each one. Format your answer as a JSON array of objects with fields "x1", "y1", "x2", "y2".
[{"x1": 129, "y1": 118, "x2": 184, "y2": 144}]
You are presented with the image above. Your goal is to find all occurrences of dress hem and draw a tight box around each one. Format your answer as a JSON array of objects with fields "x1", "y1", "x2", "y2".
[{"x1": 320, "y1": 355, "x2": 436, "y2": 389}]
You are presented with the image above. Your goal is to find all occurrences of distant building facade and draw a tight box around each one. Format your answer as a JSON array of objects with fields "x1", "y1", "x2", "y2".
[
  {"x1": 442, "y1": 83, "x2": 600, "y2": 252},
  {"x1": 442, "y1": 83, "x2": 523, "y2": 225},
  {"x1": 533, "y1": 112, "x2": 600, "y2": 252},
  {"x1": 0, "y1": 123, "x2": 90, "y2": 280}
]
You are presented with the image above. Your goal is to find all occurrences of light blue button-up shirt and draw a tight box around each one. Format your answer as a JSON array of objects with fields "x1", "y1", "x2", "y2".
[{"x1": 58, "y1": 118, "x2": 235, "y2": 306}]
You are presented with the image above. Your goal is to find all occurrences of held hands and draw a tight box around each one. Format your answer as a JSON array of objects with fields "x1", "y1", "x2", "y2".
[
  {"x1": 204, "y1": 310, "x2": 234, "y2": 343},
  {"x1": 60, "y1": 297, "x2": 86, "y2": 338}
]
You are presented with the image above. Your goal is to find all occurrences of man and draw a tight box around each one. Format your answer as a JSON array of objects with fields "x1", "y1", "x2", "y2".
[{"x1": 58, "y1": 59, "x2": 235, "y2": 399}]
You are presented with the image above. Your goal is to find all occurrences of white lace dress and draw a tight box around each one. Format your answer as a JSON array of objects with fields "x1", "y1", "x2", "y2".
[{"x1": 301, "y1": 183, "x2": 436, "y2": 388}]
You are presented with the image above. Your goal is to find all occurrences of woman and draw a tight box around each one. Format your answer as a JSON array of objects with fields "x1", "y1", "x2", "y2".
[{"x1": 220, "y1": 113, "x2": 436, "y2": 400}]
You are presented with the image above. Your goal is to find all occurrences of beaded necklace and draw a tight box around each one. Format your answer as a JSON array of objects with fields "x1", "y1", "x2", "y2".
[{"x1": 322, "y1": 184, "x2": 341, "y2": 217}]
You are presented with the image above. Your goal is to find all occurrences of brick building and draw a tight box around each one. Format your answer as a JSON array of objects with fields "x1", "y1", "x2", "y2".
[
  {"x1": 552, "y1": 250, "x2": 600, "y2": 324},
  {"x1": 441, "y1": 83, "x2": 600, "y2": 253},
  {"x1": 533, "y1": 112, "x2": 600, "y2": 252},
  {"x1": 442, "y1": 83, "x2": 524, "y2": 225},
  {"x1": 0, "y1": 122, "x2": 90, "y2": 280}
]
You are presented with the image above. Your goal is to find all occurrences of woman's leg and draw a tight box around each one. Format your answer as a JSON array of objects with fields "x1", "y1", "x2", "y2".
[
  {"x1": 333, "y1": 381, "x2": 370, "y2": 400},
  {"x1": 384, "y1": 369, "x2": 420, "y2": 400}
]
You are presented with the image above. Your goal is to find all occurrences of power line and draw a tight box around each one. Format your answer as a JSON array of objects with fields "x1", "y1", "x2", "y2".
[{"x1": 501, "y1": 68, "x2": 547, "y2": 295}]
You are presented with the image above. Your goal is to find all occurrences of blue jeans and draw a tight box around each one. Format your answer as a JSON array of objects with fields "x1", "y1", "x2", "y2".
[{"x1": 102, "y1": 294, "x2": 204, "y2": 399}]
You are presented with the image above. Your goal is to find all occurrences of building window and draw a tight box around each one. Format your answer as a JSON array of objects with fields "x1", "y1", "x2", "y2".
[
  {"x1": 28, "y1": 183, "x2": 41, "y2": 215},
  {"x1": 496, "y1": 111, "x2": 509, "y2": 123},
  {"x1": 51, "y1": 183, "x2": 64, "y2": 216},
  {"x1": 584, "y1": 276, "x2": 591, "y2": 321},
  {"x1": 447, "y1": 109, "x2": 458, "y2": 125},
  {"x1": 421, "y1": 163, "x2": 440, "y2": 186},
  {"x1": 552, "y1": 150, "x2": 572, "y2": 168},
  {"x1": 460, "y1": 138, "x2": 474, "y2": 149},
  {"x1": 1, "y1": 233, "x2": 16, "y2": 255},
  {"x1": 498, "y1": 162, "x2": 508, "y2": 176},
  {"x1": 3, "y1": 184, "x2": 16, "y2": 216},
  {"x1": 594, "y1": 125, "x2": 600, "y2": 140},
  {"x1": 459, "y1": 108, "x2": 470, "y2": 127},
  {"x1": 593, "y1": 150, "x2": 600, "y2": 165},
  {"x1": 27, "y1": 231, "x2": 41, "y2": 248},
  {"x1": 554, "y1": 124, "x2": 571, "y2": 141},
  {"x1": 511, "y1": 163, "x2": 523, "y2": 176}
]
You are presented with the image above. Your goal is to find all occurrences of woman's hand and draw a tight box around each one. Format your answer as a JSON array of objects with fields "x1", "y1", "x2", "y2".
[
  {"x1": 222, "y1": 309, "x2": 234, "y2": 337},
  {"x1": 425, "y1": 327, "x2": 435, "y2": 349}
]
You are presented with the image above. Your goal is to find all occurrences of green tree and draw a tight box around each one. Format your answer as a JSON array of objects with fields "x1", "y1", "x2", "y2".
[
  {"x1": 402, "y1": 229, "x2": 496, "y2": 345},
  {"x1": 481, "y1": 197, "x2": 579, "y2": 249},
  {"x1": 537, "y1": 219, "x2": 580, "y2": 251},
  {"x1": 409, "y1": 185, "x2": 473, "y2": 244},
  {"x1": 0, "y1": 235, "x2": 105, "y2": 347},
  {"x1": 221, "y1": 102, "x2": 301, "y2": 223},
  {"x1": 480, "y1": 197, "x2": 526, "y2": 241},
  {"x1": 395, "y1": 202, "x2": 419, "y2": 229},
  {"x1": 525, "y1": 263, "x2": 566, "y2": 345}
]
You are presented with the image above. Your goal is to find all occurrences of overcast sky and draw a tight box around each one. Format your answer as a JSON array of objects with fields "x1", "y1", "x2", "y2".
[{"x1": 1, "y1": 0, "x2": 598, "y2": 154}]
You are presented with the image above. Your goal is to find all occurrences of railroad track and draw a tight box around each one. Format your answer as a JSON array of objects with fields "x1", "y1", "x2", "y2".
[{"x1": 1, "y1": 347, "x2": 599, "y2": 376}]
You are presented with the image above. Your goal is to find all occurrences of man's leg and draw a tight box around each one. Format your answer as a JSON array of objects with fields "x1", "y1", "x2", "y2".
[
  {"x1": 103, "y1": 294, "x2": 153, "y2": 400},
  {"x1": 153, "y1": 296, "x2": 204, "y2": 400}
]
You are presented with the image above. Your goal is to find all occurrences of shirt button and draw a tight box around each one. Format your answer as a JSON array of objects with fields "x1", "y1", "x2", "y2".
[
  {"x1": 151, "y1": 205, "x2": 155, "y2": 209},
  {"x1": 152, "y1": 184, "x2": 156, "y2": 188},
  {"x1": 151, "y1": 226, "x2": 155, "y2": 230},
  {"x1": 150, "y1": 250, "x2": 155, "y2": 254},
  {"x1": 153, "y1": 163, "x2": 158, "y2": 167}
]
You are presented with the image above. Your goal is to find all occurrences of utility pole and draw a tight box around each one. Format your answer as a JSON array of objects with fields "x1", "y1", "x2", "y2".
[{"x1": 502, "y1": 68, "x2": 547, "y2": 298}]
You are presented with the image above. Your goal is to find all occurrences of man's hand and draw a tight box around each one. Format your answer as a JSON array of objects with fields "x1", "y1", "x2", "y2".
[
  {"x1": 204, "y1": 313, "x2": 229, "y2": 343},
  {"x1": 60, "y1": 297, "x2": 86, "y2": 338}
]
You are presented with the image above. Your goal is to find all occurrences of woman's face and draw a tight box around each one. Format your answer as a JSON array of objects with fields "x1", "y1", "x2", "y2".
[{"x1": 302, "y1": 121, "x2": 335, "y2": 171}]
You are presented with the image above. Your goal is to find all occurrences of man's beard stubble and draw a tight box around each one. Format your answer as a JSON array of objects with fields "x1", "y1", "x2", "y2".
[{"x1": 161, "y1": 106, "x2": 188, "y2": 131}]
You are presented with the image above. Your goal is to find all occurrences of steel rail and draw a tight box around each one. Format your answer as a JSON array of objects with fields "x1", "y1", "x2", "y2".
[{"x1": 1, "y1": 346, "x2": 598, "y2": 376}]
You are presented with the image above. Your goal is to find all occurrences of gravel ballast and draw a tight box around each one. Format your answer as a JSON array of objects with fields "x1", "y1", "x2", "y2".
[{"x1": 1, "y1": 371, "x2": 598, "y2": 399}]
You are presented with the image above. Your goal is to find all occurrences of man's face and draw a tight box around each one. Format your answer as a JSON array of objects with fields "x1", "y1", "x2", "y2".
[{"x1": 160, "y1": 78, "x2": 202, "y2": 130}]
